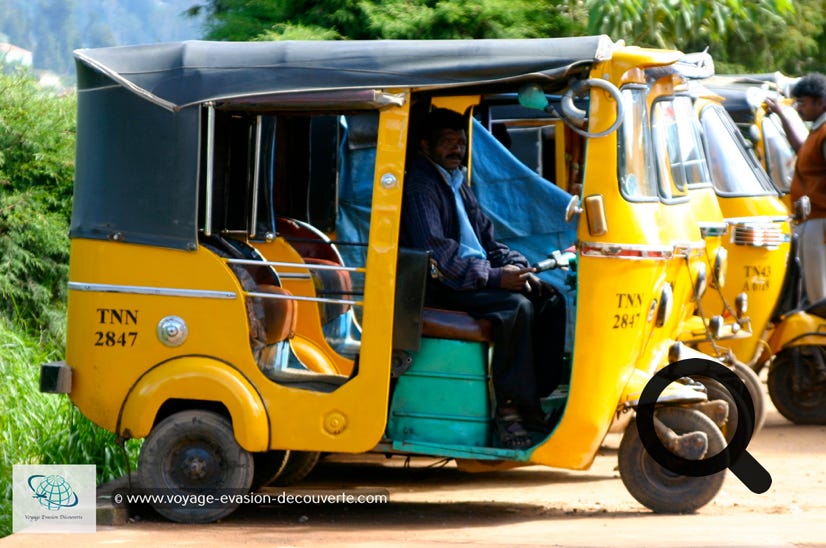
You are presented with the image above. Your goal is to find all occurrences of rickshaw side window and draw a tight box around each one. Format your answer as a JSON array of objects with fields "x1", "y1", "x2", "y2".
[
  {"x1": 651, "y1": 97, "x2": 709, "y2": 200},
  {"x1": 270, "y1": 115, "x2": 339, "y2": 232},
  {"x1": 618, "y1": 87, "x2": 658, "y2": 201},
  {"x1": 200, "y1": 112, "x2": 258, "y2": 236},
  {"x1": 700, "y1": 104, "x2": 777, "y2": 196}
]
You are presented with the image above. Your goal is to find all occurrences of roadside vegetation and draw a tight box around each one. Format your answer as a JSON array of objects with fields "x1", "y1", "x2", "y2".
[{"x1": 0, "y1": 69, "x2": 139, "y2": 537}]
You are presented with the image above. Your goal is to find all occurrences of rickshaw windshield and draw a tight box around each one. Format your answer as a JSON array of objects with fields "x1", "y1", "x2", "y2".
[
  {"x1": 761, "y1": 113, "x2": 798, "y2": 193},
  {"x1": 618, "y1": 86, "x2": 658, "y2": 201},
  {"x1": 651, "y1": 96, "x2": 708, "y2": 200},
  {"x1": 700, "y1": 104, "x2": 778, "y2": 196}
]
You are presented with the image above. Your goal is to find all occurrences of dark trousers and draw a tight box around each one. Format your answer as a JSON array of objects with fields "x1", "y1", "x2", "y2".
[{"x1": 425, "y1": 283, "x2": 566, "y2": 411}]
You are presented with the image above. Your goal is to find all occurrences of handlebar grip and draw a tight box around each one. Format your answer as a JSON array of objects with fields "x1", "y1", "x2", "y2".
[{"x1": 533, "y1": 258, "x2": 558, "y2": 272}]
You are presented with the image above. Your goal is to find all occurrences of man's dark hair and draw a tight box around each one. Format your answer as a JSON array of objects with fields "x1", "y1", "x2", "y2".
[
  {"x1": 421, "y1": 107, "x2": 467, "y2": 143},
  {"x1": 792, "y1": 73, "x2": 826, "y2": 101}
]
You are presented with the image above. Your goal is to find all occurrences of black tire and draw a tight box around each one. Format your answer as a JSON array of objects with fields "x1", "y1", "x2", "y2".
[
  {"x1": 251, "y1": 450, "x2": 290, "y2": 491},
  {"x1": 271, "y1": 451, "x2": 321, "y2": 486},
  {"x1": 733, "y1": 360, "x2": 766, "y2": 434},
  {"x1": 618, "y1": 407, "x2": 726, "y2": 514},
  {"x1": 768, "y1": 347, "x2": 826, "y2": 424},
  {"x1": 138, "y1": 410, "x2": 254, "y2": 523}
]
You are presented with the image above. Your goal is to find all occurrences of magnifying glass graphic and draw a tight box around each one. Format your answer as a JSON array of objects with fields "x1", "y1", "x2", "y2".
[{"x1": 636, "y1": 358, "x2": 772, "y2": 494}]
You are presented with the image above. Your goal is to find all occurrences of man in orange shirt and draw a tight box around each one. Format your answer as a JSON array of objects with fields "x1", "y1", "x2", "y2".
[{"x1": 767, "y1": 73, "x2": 826, "y2": 303}]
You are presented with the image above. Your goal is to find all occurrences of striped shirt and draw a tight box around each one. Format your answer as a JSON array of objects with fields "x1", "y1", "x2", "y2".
[{"x1": 400, "y1": 154, "x2": 528, "y2": 291}]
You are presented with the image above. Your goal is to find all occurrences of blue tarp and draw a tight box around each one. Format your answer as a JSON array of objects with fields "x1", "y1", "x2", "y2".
[{"x1": 470, "y1": 118, "x2": 577, "y2": 291}]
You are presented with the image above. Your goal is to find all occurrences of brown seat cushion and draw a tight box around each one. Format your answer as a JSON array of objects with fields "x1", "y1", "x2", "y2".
[
  {"x1": 421, "y1": 307, "x2": 493, "y2": 342},
  {"x1": 255, "y1": 284, "x2": 297, "y2": 343}
]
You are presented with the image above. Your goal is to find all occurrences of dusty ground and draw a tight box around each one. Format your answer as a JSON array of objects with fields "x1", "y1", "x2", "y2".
[{"x1": 4, "y1": 389, "x2": 826, "y2": 548}]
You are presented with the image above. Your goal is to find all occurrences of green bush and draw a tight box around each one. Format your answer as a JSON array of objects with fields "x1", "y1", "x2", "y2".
[{"x1": 0, "y1": 69, "x2": 74, "y2": 347}]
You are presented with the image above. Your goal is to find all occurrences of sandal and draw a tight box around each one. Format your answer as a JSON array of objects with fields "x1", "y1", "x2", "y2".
[{"x1": 494, "y1": 406, "x2": 532, "y2": 449}]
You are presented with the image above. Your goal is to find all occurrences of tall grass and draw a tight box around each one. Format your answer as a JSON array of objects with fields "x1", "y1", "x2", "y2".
[{"x1": 0, "y1": 319, "x2": 140, "y2": 538}]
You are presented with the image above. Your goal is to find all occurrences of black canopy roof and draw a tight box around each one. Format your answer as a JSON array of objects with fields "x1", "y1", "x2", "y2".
[
  {"x1": 71, "y1": 37, "x2": 615, "y2": 251},
  {"x1": 75, "y1": 36, "x2": 614, "y2": 110}
]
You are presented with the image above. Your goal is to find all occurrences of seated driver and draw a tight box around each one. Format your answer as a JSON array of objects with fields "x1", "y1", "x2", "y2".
[{"x1": 400, "y1": 107, "x2": 566, "y2": 449}]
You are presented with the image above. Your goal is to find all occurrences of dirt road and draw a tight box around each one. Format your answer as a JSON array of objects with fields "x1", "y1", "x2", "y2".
[{"x1": 4, "y1": 396, "x2": 826, "y2": 547}]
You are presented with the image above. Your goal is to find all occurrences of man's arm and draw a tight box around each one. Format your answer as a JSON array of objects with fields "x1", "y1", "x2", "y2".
[{"x1": 765, "y1": 97, "x2": 807, "y2": 153}]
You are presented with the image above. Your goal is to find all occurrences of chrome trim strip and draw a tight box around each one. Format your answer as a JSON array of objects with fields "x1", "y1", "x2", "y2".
[
  {"x1": 725, "y1": 216, "x2": 789, "y2": 225},
  {"x1": 250, "y1": 115, "x2": 262, "y2": 239},
  {"x1": 247, "y1": 290, "x2": 362, "y2": 307},
  {"x1": 580, "y1": 240, "x2": 707, "y2": 260},
  {"x1": 68, "y1": 281, "x2": 237, "y2": 300},
  {"x1": 277, "y1": 273, "x2": 313, "y2": 280},
  {"x1": 226, "y1": 258, "x2": 366, "y2": 273},
  {"x1": 580, "y1": 242, "x2": 674, "y2": 260},
  {"x1": 204, "y1": 103, "x2": 215, "y2": 236}
]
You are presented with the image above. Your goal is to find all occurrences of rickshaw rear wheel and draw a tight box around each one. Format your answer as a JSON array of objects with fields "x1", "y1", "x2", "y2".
[
  {"x1": 618, "y1": 407, "x2": 725, "y2": 514},
  {"x1": 251, "y1": 450, "x2": 290, "y2": 490},
  {"x1": 138, "y1": 410, "x2": 254, "y2": 523},
  {"x1": 768, "y1": 347, "x2": 826, "y2": 424},
  {"x1": 270, "y1": 451, "x2": 321, "y2": 486}
]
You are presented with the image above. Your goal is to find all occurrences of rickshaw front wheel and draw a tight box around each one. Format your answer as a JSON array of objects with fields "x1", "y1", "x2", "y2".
[
  {"x1": 138, "y1": 409, "x2": 254, "y2": 523},
  {"x1": 618, "y1": 407, "x2": 725, "y2": 514}
]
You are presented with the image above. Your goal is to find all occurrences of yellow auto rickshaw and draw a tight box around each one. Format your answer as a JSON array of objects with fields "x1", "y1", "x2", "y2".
[{"x1": 40, "y1": 37, "x2": 733, "y2": 523}]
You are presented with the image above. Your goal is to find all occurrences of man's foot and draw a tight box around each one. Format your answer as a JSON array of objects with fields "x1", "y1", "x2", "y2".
[
  {"x1": 520, "y1": 403, "x2": 566, "y2": 434},
  {"x1": 494, "y1": 406, "x2": 532, "y2": 449}
]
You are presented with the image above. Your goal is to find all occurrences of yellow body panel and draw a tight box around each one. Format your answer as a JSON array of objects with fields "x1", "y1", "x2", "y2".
[
  {"x1": 118, "y1": 357, "x2": 270, "y2": 450},
  {"x1": 65, "y1": 97, "x2": 413, "y2": 455},
  {"x1": 768, "y1": 311, "x2": 826, "y2": 349}
]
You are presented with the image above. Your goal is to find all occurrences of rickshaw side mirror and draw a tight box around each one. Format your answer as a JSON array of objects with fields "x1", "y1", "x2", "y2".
[
  {"x1": 584, "y1": 194, "x2": 608, "y2": 236},
  {"x1": 793, "y1": 195, "x2": 811, "y2": 222},
  {"x1": 565, "y1": 195, "x2": 583, "y2": 223}
]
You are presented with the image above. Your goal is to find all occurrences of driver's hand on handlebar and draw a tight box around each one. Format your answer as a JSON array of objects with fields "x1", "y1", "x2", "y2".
[
  {"x1": 525, "y1": 273, "x2": 545, "y2": 295},
  {"x1": 500, "y1": 264, "x2": 533, "y2": 292}
]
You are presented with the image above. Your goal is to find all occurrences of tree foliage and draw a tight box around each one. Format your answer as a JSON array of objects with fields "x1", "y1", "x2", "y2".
[
  {"x1": 187, "y1": 0, "x2": 825, "y2": 74},
  {"x1": 186, "y1": 0, "x2": 581, "y2": 41},
  {"x1": 584, "y1": 0, "x2": 794, "y2": 51},
  {"x1": 0, "y1": 69, "x2": 74, "y2": 344}
]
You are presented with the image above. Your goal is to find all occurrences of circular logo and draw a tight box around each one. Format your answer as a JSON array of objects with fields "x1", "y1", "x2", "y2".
[
  {"x1": 28, "y1": 474, "x2": 79, "y2": 510},
  {"x1": 635, "y1": 358, "x2": 772, "y2": 494}
]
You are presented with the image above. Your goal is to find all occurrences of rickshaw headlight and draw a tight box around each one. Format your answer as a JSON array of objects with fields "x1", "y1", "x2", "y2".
[
  {"x1": 656, "y1": 283, "x2": 673, "y2": 328},
  {"x1": 711, "y1": 247, "x2": 727, "y2": 289},
  {"x1": 708, "y1": 315, "x2": 724, "y2": 339},
  {"x1": 668, "y1": 342, "x2": 683, "y2": 363},
  {"x1": 693, "y1": 262, "x2": 708, "y2": 301},
  {"x1": 735, "y1": 292, "x2": 749, "y2": 316}
]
